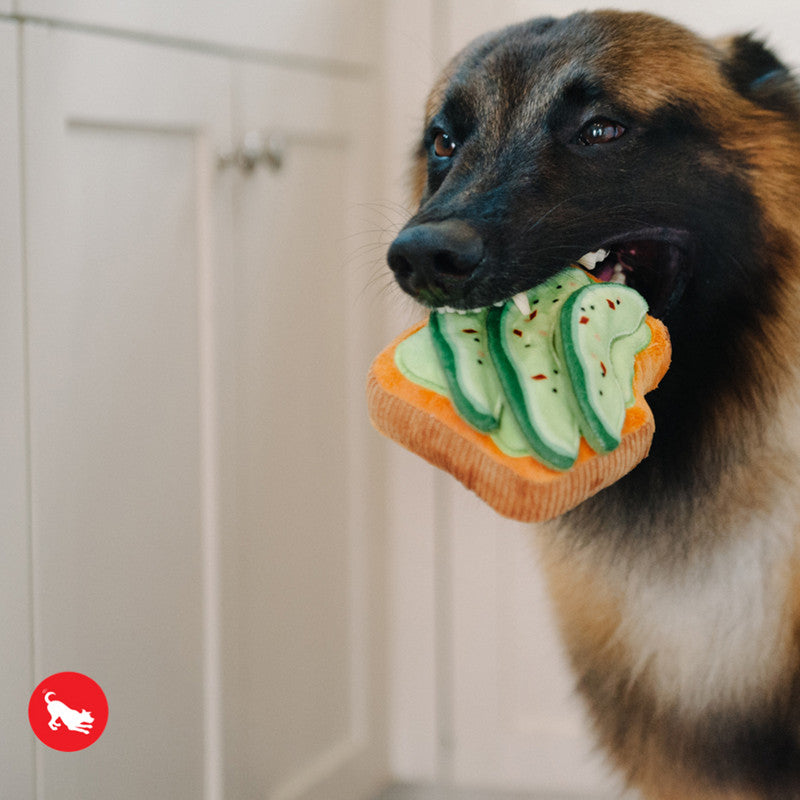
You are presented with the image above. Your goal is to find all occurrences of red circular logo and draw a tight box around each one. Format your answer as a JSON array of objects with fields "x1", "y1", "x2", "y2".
[{"x1": 28, "y1": 672, "x2": 109, "y2": 751}]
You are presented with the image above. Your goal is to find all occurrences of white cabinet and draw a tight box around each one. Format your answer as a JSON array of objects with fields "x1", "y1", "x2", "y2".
[
  {"x1": 219, "y1": 61, "x2": 387, "y2": 800},
  {"x1": 16, "y1": 0, "x2": 381, "y2": 67},
  {"x1": 23, "y1": 25, "x2": 232, "y2": 799},
  {"x1": 18, "y1": 15, "x2": 386, "y2": 800}
]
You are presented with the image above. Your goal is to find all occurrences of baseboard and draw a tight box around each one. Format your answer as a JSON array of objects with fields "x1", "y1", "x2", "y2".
[{"x1": 373, "y1": 782, "x2": 627, "y2": 800}]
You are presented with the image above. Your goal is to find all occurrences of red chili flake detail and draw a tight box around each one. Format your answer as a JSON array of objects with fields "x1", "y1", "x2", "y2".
[
  {"x1": 600, "y1": 361, "x2": 607, "y2": 377},
  {"x1": 579, "y1": 316, "x2": 590, "y2": 324},
  {"x1": 462, "y1": 328, "x2": 478, "y2": 334},
  {"x1": 528, "y1": 309, "x2": 538, "y2": 321},
  {"x1": 531, "y1": 374, "x2": 547, "y2": 380},
  {"x1": 607, "y1": 299, "x2": 616, "y2": 310},
  {"x1": 513, "y1": 329, "x2": 523, "y2": 337}
]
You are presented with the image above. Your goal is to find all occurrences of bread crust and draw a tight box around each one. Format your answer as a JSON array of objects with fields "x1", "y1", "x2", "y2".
[{"x1": 367, "y1": 316, "x2": 671, "y2": 522}]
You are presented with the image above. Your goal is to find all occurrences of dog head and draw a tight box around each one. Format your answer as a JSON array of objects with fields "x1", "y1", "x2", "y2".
[{"x1": 387, "y1": 11, "x2": 800, "y2": 482}]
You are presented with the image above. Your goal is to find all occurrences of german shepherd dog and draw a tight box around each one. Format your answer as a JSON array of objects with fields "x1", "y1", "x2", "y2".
[{"x1": 386, "y1": 11, "x2": 800, "y2": 800}]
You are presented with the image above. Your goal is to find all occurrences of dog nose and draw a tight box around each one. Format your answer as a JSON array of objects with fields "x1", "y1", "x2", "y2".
[{"x1": 387, "y1": 220, "x2": 484, "y2": 294}]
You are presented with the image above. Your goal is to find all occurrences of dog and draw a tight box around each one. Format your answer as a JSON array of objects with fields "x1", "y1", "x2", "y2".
[
  {"x1": 44, "y1": 691, "x2": 94, "y2": 735},
  {"x1": 387, "y1": 11, "x2": 800, "y2": 799}
]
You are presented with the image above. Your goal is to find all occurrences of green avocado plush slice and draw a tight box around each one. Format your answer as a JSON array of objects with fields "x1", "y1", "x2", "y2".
[
  {"x1": 557, "y1": 283, "x2": 649, "y2": 453},
  {"x1": 486, "y1": 269, "x2": 591, "y2": 471},
  {"x1": 428, "y1": 308, "x2": 502, "y2": 432}
]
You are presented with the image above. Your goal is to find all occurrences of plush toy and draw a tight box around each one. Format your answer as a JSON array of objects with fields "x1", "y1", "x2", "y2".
[{"x1": 367, "y1": 267, "x2": 671, "y2": 522}]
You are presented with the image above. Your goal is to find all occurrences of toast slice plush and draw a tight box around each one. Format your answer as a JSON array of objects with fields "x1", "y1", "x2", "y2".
[{"x1": 367, "y1": 272, "x2": 671, "y2": 523}]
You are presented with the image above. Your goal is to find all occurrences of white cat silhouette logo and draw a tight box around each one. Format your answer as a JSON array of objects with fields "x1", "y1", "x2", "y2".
[{"x1": 44, "y1": 691, "x2": 94, "y2": 735}]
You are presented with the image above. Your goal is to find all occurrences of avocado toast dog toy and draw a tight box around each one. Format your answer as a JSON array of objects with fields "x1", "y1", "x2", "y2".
[{"x1": 367, "y1": 267, "x2": 670, "y2": 522}]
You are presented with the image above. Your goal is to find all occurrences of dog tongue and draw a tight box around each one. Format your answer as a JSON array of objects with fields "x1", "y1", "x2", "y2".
[{"x1": 595, "y1": 262, "x2": 617, "y2": 282}]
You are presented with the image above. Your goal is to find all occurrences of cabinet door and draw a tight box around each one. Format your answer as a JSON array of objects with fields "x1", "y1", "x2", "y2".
[
  {"x1": 0, "y1": 20, "x2": 36, "y2": 799},
  {"x1": 219, "y1": 61, "x2": 387, "y2": 800},
  {"x1": 23, "y1": 26, "x2": 232, "y2": 799}
]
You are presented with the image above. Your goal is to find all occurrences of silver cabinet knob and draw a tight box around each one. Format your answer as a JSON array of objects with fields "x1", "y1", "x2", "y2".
[{"x1": 218, "y1": 131, "x2": 286, "y2": 172}]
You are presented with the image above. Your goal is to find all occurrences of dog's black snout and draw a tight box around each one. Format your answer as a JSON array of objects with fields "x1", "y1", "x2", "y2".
[{"x1": 387, "y1": 220, "x2": 484, "y2": 293}]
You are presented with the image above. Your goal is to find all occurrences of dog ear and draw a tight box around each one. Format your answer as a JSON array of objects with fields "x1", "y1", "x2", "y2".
[{"x1": 719, "y1": 33, "x2": 799, "y2": 112}]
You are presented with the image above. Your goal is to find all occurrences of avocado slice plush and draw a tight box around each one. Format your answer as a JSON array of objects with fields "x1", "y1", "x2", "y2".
[
  {"x1": 486, "y1": 269, "x2": 591, "y2": 470},
  {"x1": 557, "y1": 283, "x2": 649, "y2": 453},
  {"x1": 428, "y1": 308, "x2": 502, "y2": 432},
  {"x1": 393, "y1": 266, "x2": 654, "y2": 471}
]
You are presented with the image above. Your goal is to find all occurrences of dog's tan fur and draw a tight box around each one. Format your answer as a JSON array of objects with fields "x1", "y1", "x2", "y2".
[{"x1": 394, "y1": 10, "x2": 800, "y2": 797}]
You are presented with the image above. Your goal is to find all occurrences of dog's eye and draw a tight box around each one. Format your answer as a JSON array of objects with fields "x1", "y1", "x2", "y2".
[
  {"x1": 578, "y1": 118, "x2": 626, "y2": 146},
  {"x1": 433, "y1": 131, "x2": 457, "y2": 158}
]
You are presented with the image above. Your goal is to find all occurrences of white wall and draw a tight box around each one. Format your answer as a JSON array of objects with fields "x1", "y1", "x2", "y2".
[{"x1": 441, "y1": 1, "x2": 800, "y2": 66}]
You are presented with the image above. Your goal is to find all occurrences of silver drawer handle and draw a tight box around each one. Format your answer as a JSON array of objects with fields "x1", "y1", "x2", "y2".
[{"x1": 218, "y1": 131, "x2": 286, "y2": 172}]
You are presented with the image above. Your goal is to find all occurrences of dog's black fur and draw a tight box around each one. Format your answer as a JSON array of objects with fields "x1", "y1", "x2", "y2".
[{"x1": 388, "y1": 11, "x2": 800, "y2": 798}]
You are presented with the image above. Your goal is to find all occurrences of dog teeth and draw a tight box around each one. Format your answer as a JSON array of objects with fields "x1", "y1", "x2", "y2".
[
  {"x1": 577, "y1": 248, "x2": 610, "y2": 270},
  {"x1": 511, "y1": 291, "x2": 531, "y2": 317},
  {"x1": 609, "y1": 263, "x2": 627, "y2": 284},
  {"x1": 435, "y1": 306, "x2": 483, "y2": 315},
  {"x1": 432, "y1": 256, "x2": 626, "y2": 315}
]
